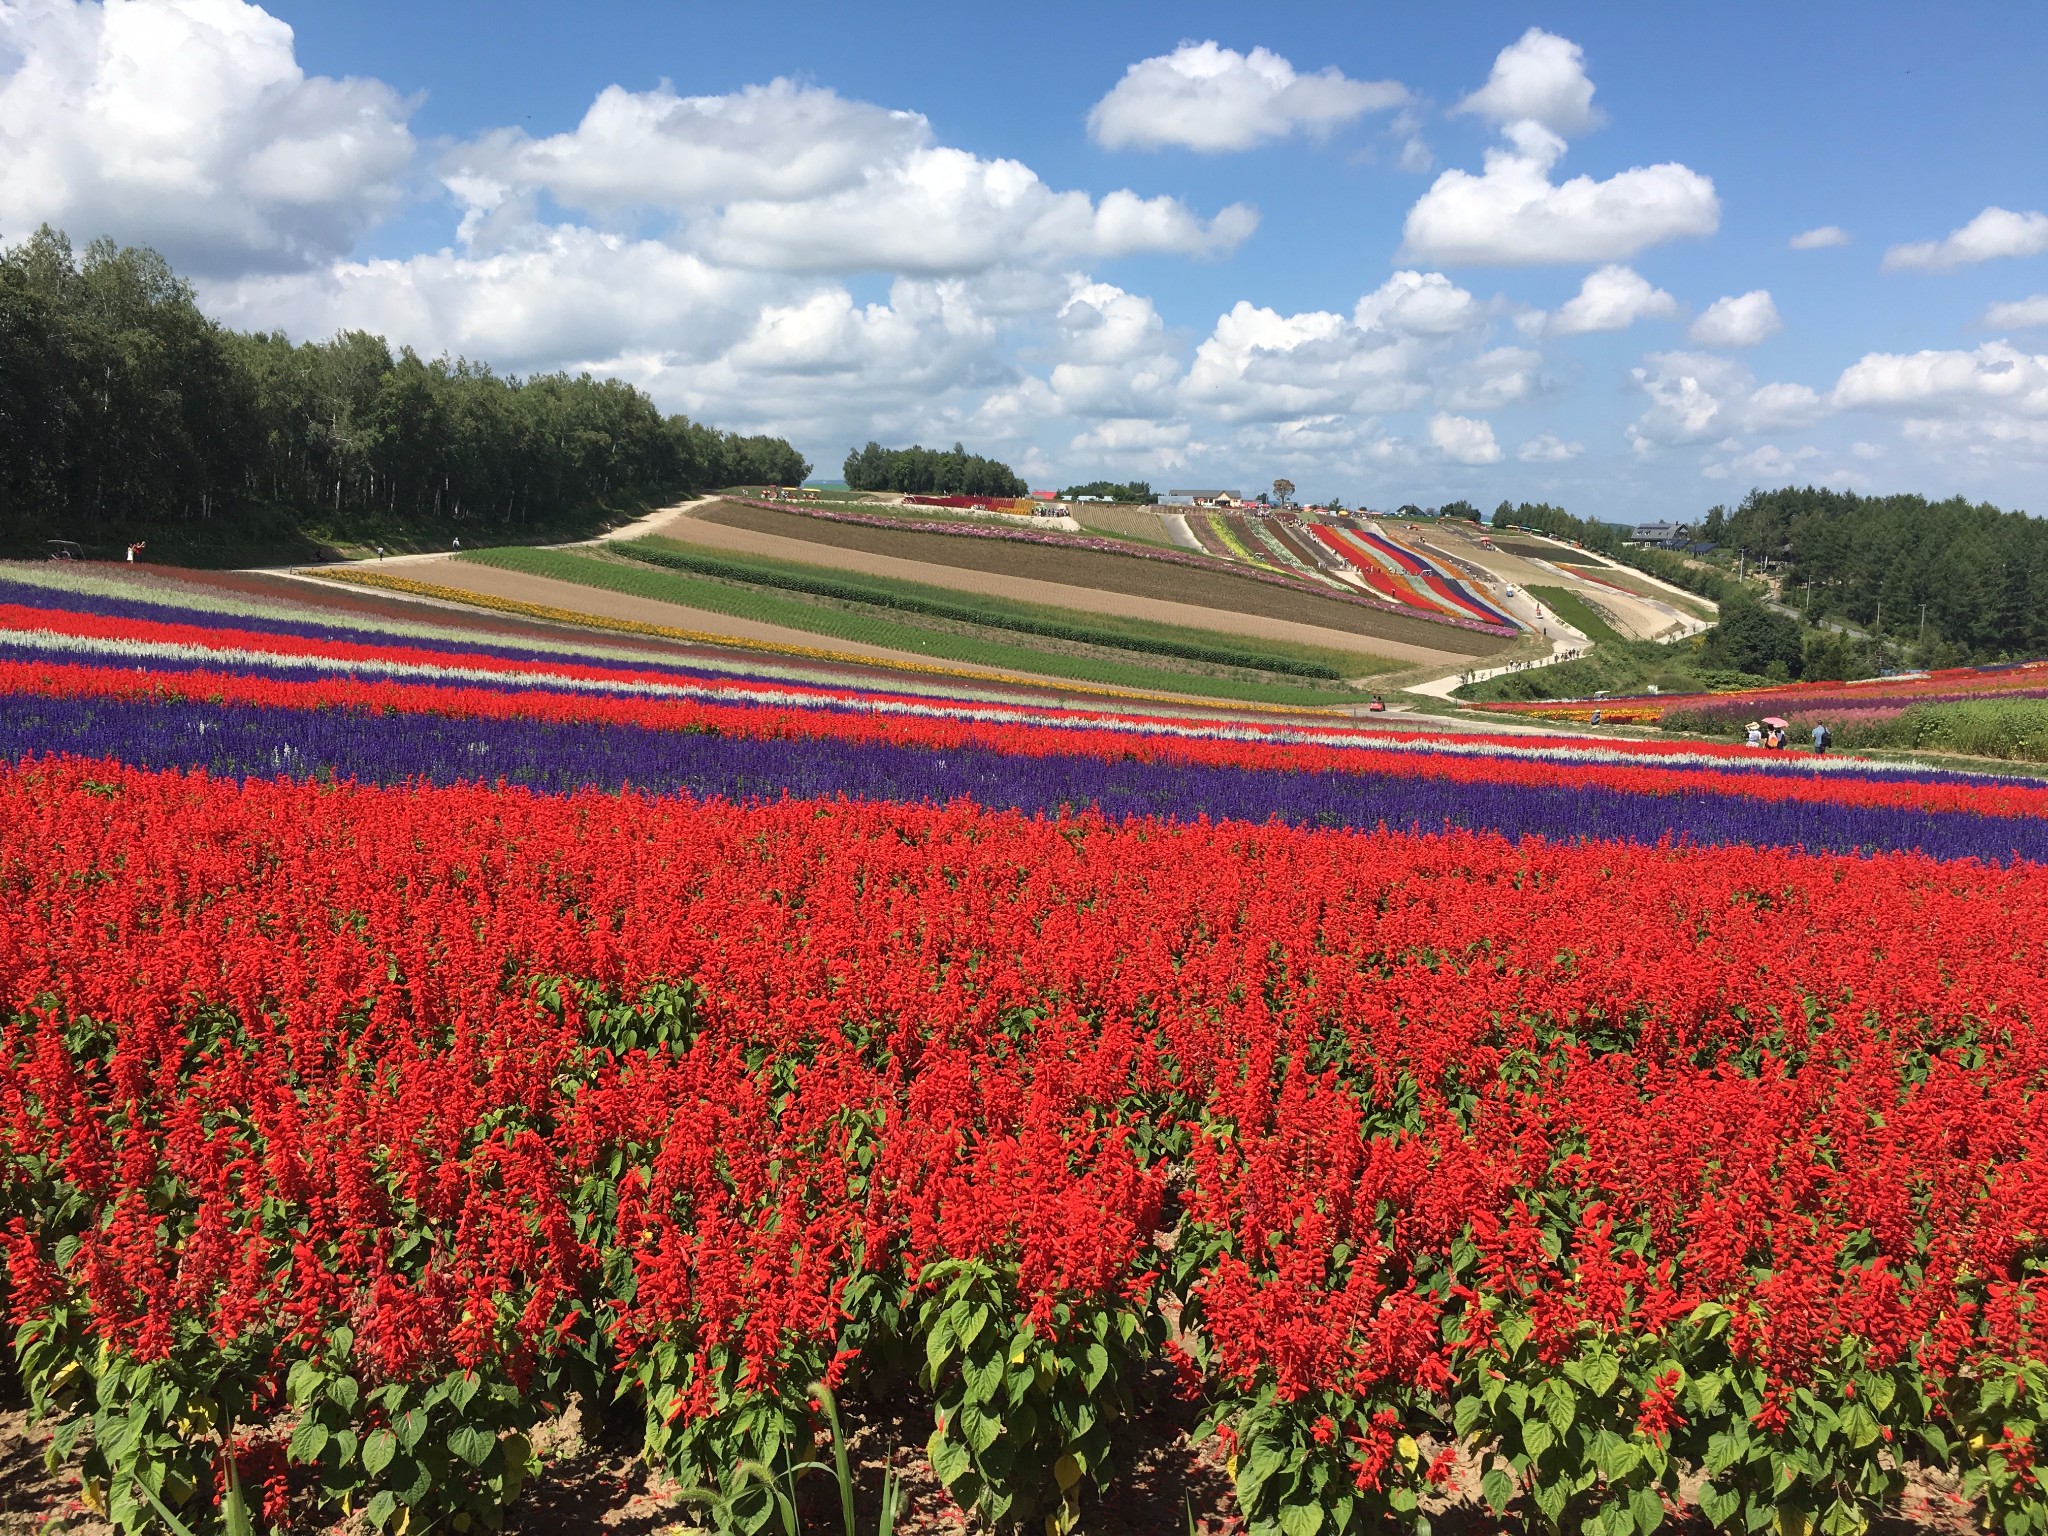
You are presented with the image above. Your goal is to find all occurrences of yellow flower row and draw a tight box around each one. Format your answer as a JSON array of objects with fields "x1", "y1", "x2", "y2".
[{"x1": 306, "y1": 567, "x2": 1354, "y2": 717}]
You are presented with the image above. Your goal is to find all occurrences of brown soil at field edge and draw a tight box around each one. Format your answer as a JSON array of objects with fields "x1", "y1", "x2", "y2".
[{"x1": 668, "y1": 501, "x2": 1505, "y2": 664}]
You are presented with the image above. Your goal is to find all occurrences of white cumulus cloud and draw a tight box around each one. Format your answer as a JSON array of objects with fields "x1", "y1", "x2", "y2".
[
  {"x1": 1518, "y1": 433, "x2": 1583, "y2": 462},
  {"x1": 1789, "y1": 225, "x2": 1850, "y2": 250},
  {"x1": 1689, "y1": 290, "x2": 1781, "y2": 347},
  {"x1": 1982, "y1": 295, "x2": 2048, "y2": 330},
  {"x1": 1404, "y1": 30, "x2": 1715, "y2": 266},
  {"x1": 1454, "y1": 28, "x2": 1602, "y2": 137},
  {"x1": 444, "y1": 80, "x2": 928, "y2": 217},
  {"x1": 695, "y1": 150, "x2": 1257, "y2": 275},
  {"x1": 1180, "y1": 272, "x2": 1493, "y2": 423},
  {"x1": 1832, "y1": 342, "x2": 2048, "y2": 416},
  {"x1": 1542, "y1": 264, "x2": 1677, "y2": 335},
  {"x1": 1428, "y1": 412, "x2": 1503, "y2": 464},
  {"x1": 1401, "y1": 120, "x2": 1716, "y2": 266},
  {"x1": 0, "y1": 0, "x2": 415, "y2": 273},
  {"x1": 1087, "y1": 40, "x2": 1408, "y2": 153},
  {"x1": 1628, "y1": 351, "x2": 1824, "y2": 451},
  {"x1": 1883, "y1": 207, "x2": 2048, "y2": 272},
  {"x1": 1352, "y1": 269, "x2": 1487, "y2": 336}
]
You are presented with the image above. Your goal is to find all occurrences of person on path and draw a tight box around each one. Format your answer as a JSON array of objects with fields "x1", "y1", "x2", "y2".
[
  {"x1": 1813, "y1": 722, "x2": 1831, "y2": 754},
  {"x1": 1746, "y1": 721, "x2": 1763, "y2": 748}
]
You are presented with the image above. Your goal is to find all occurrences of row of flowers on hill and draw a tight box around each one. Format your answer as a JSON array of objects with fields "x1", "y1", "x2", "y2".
[
  {"x1": 3, "y1": 763, "x2": 2047, "y2": 1534},
  {"x1": 721, "y1": 497, "x2": 1521, "y2": 637}
]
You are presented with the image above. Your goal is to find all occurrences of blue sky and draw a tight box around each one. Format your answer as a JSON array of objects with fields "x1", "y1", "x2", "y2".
[{"x1": 4, "y1": 1, "x2": 2046, "y2": 516}]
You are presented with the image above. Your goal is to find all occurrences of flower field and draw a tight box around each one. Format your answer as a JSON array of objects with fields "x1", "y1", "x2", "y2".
[
  {"x1": 1476, "y1": 661, "x2": 2048, "y2": 733},
  {"x1": 5, "y1": 568, "x2": 2048, "y2": 1536}
]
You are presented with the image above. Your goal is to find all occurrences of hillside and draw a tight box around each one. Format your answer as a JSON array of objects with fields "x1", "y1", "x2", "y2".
[{"x1": 666, "y1": 498, "x2": 1520, "y2": 664}]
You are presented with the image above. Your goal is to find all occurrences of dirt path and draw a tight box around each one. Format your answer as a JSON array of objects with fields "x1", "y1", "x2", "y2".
[{"x1": 649, "y1": 505, "x2": 1481, "y2": 668}]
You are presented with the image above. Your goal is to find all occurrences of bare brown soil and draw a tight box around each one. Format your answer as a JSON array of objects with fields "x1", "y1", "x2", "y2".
[
  {"x1": 676, "y1": 503, "x2": 1508, "y2": 663},
  {"x1": 0, "y1": 1392, "x2": 1981, "y2": 1536}
]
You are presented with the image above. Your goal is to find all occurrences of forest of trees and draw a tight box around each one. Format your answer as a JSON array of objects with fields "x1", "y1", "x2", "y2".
[
  {"x1": 1717, "y1": 485, "x2": 2045, "y2": 663},
  {"x1": 1494, "y1": 485, "x2": 2048, "y2": 671},
  {"x1": 0, "y1": 228, "x2": 808, "y2": 561},
  {"x1": 1058, "y1": 480, "x2": 1155, "y2": 503},
  {"x1": 842, "y1": 441, "x2": 1028, "y2": 497}
]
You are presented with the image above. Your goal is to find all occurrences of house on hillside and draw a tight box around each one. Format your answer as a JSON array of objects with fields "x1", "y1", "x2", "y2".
[
  {"x1": 1161, "y1": 489, "x2": 1243, "y2": 509},
  {"x1": 1632, "y1": 521, "x2": 1688, "y2": 547}
]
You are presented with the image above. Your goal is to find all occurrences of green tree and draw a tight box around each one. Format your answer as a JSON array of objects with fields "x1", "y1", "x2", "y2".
[
  {"x1": 1058, "y1": 480, "x2": 1155, "y2": 503},
  {"x1": 0, "y1": 227, "x2": 808, "y2": 559},
  {"x1": 1701, "y1": 592, "x2": 1804, "y2": 678},
  {"x1": 841, "y1": 440, "x2": 1027, "y2": 496}
]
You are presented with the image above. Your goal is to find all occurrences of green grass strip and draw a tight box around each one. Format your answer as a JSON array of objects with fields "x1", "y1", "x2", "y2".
[
  {"x1": 460, "y1": 547, "x2": 1361, "y2": 707},
  {"x1": 1529, "y1": 585, "x2": 1627, "y2": 646},
  {"x1": 618, "y1": 536, "x2": 1378, "y2": 679}
]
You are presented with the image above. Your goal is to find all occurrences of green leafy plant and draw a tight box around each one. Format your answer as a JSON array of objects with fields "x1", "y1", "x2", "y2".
[
  {"x1": 677, "y1": 1381, "x2": 904, "y2": 1536},
  {"x1": 915, "y1": 1259, "x2": 1148, "y2": 1532}
]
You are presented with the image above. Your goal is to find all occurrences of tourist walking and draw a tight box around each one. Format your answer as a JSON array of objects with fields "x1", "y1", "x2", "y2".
[
  {"x1": 1812, "y1": 722, "x2": 1831, "y2": 754},
  {"x1": 1746, "y1": 721, "x2": 1763, "y2": 748}
]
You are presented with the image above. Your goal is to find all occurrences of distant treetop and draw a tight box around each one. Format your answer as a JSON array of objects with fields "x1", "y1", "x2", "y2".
[
  {"x1": 1058, "y1": 480, "x2": 1155, "y2": 504},
  {"x1": 842, "y1": 441, "x2": 1027, "y2": 498}
]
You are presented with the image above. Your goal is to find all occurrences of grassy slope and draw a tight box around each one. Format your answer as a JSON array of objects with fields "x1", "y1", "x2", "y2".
[
  {"x1": 1529, "y1": 585, "x2": 1627, "y2": 646},
  {"x1": 694, "y1": 500, "x2": 1510, "y2": 658},
  {"x1": 625, "y1": 537, "x2": 1384, "y2": 678},
  {"x1": 459, "y1": 547, "x2": 1364, "y2": 707}
]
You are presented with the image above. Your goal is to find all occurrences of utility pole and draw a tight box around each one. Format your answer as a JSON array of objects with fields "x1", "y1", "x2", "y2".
[{"x1": 1919, "y1": 601, "x2": 1927, "y2": 645}]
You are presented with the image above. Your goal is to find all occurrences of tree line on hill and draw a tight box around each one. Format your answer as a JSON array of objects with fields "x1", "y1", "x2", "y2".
[
  {"x1": 0, "y1": 228, "x2": 809, "y2": 561},
  {"x1": 1058, "y1": 481, "x2": 1155, "y2": 503},
  {"x1": 1711, "y1": 486, "x2": 2045, "y2": 664},
  {"x1": 1495, "y1": 486, "x2": 2048, "y2": 676},
  {"x1": 841, "y1": 441, "x2": 1028, "y2": 497}
]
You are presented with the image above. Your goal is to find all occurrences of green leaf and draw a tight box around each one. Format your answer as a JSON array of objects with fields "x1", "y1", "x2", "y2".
[
  {"x1": 1545, "y1": 1380, "x2": 1578, "y2": 1434},
  {"x1": 362, "y1": 1429, "x2": 397, "y2": 1478},
  {"x1": 288, "y1": 1420, "x2": 330, "y2": 1466},
  {"x1": 1499, "y1": 1313, "x2": 1534, "y2": 1355},
  {"x1": 1240, "y1": 1440, "x2": 1287, "y2": 1506},
  {"x1": 1630, "y1": 1485, "x2": 1665, "y2": 1535},
  {"x1": 1697, "y1": 1483, "x2": 1741, "y2": 1528},
  {"x1": 1481, "y1": 1466, "x2": 1516, "y2": 1514},
  {"x1": 448, "y1": 1424, "x2": 495, "y2": 1468},
  {"x1": 925, "y1": 1319, "x2": 955, "y2": 1380},
  {"x1": 1453, "y1": 1395, "x2": 1485, "y2": 1438},
  {"x1": 1278, "y1": 1501, "x2": 1324, "y2": 1536},
  {"x1": 958, "y1": 1404, "x2": 999, "y2": 1455},
  {"x1": 394, "y1": 1408, "x2": 427, "y2": 1454},
  {"x1": 962, "y1": 1351, "x2": 1005, "y2": 1405},
  {"x1": 1582, "y1": 1352, "x2": 1621, "y2": 1397},
  {"x1": 956, "y1": 1304, "x2": 989, "y2": 1352},
  {"x1": 926, "y1": 1428, "x2": 971, "y2": 1490},
  {"x1": 1523, "y1": 1420, "x2": 1555, "y2": 1460},
  {"x1": 1084, "y1": 1342, "x2": 1110, "y2": 1392},
  {"x1": 326, "y1": 1375, "x2": 360, "y2": 1413},
  {"x1": 365, "y1": 1491, "x2": 397, "y2": 1530},
  {"x1": 1534, "y1": 1479, "x2": 1570, "y2": 1524}
]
